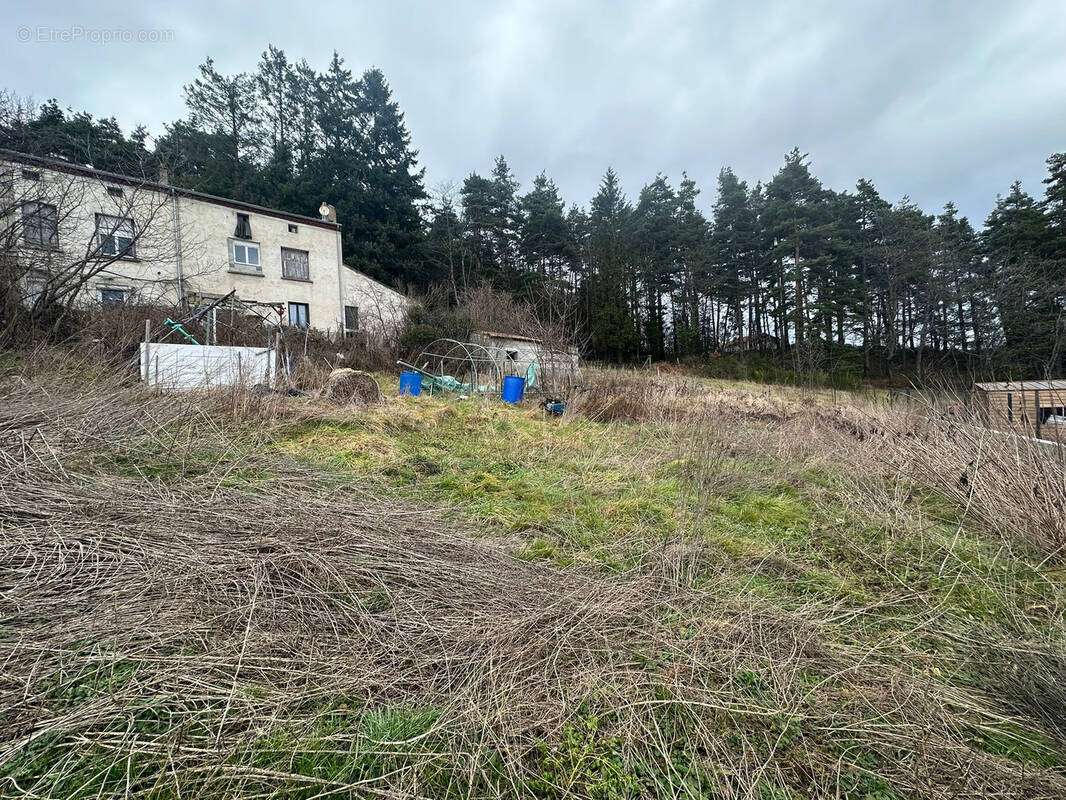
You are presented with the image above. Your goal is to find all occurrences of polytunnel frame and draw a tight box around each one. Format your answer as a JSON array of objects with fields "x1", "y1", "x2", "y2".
[{"x1": 413, "y1": 338, "x2": 505, "y2": 395}]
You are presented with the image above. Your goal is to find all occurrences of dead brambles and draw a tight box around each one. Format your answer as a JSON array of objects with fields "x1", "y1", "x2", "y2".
[{"x1": 1, "y1": 354, "x2": 1066, "y2": 798}]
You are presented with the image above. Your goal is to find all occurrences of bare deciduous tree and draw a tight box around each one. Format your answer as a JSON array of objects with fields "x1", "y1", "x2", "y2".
[{"x1": 0, "y1": 160, "x2": 180, "y2": 344}]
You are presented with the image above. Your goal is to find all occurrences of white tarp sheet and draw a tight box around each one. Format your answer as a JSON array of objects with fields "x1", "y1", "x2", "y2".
[{"x1": 141, "y1": 343, "x2": 275, "y2": 389}]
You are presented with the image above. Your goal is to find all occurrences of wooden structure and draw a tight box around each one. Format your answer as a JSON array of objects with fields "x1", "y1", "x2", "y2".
[{"x1": 972, "y1": 380, "x2": 1066, "y2": 444}]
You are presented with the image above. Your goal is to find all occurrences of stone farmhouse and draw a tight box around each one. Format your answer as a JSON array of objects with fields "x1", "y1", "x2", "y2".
[{"x1": 2, "y1": 149, "x2": 410, "y2": 338}]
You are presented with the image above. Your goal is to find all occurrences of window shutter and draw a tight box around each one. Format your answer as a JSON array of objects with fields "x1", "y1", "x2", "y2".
[{"x1": 281, "y1": 248, "x2": 310, "y2": 280}]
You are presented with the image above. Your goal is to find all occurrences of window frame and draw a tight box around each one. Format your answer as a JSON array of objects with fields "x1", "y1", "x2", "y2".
[
  {"x1": 1039, "y1": 405, "x2": 1066, "y2": 425},
  {"x1": 22, "y1": 201, "x2": 59, "y2": 248},
  {"x1": 229, "y1": 238, "x2": 262, "y2": 273},
  {"x1": 234, "y1": 212, "x2": 253, "y2": 240},
  {"x1": 287, "y1": 301, "x2": 310, "y2": 329},
  {"x1": 95, "y1": 213, "x2": 137, "y2": 259},
  {"x1": 99, "y1": 287, "x2": 128, "y2": 307},
  {"x1": 280, "y1": 246, "x2": 311, "y2": 282},
  {"x1": 344, "y1": 305, "x2": 359, "y2": 332}
]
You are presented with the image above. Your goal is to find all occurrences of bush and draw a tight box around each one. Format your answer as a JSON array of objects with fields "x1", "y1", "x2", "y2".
[{"x1": 692, "y1": 353, "x2": 864, "y2": 391}]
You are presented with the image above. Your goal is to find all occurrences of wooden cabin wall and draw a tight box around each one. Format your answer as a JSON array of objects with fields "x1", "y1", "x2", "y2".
[{"x1": 975, "y1": 387, "x2": 1066, "y2": 444}]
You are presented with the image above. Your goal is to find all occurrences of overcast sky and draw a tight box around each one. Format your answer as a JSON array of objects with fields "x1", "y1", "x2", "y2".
[{"x1": 5, "y1": 0, "x2": 1065, "y2": 224}]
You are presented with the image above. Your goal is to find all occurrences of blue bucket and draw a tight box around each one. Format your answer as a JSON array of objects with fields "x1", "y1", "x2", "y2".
[
  {"x1": 502, "y1": 375, "x2": 526, "y2": 404},
  {"x1": 399, "y1": 370, "x2": 422, "y2": 397}
]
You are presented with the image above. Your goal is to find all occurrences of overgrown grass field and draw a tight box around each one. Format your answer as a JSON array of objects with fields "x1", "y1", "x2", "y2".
[{"x1": 2, "y1": 355, "x2": 1065, "y2": 798}]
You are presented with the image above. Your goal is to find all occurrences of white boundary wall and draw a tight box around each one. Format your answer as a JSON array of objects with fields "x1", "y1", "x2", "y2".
[{"x1": 141, "y1": 342, "x2": 275, "y2": 389}]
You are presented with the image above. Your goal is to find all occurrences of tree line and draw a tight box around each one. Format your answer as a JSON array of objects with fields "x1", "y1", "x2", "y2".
[
  {"x1": 433, "y1": 150, "x2": 1066, "y2": 381},
  {"x1": 1, "y1": 44, "x2": 1064, "y2": 379}
]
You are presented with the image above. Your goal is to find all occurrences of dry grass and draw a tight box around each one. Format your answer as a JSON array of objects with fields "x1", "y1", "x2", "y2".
[{"x1": 1, "y1": 353, "x2": 1065, "y2": 798}]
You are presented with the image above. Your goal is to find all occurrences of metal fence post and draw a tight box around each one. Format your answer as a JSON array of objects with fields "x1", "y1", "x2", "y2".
[{"x1": 1036, "y1": 388, "x2": 1042, "y2": 441}]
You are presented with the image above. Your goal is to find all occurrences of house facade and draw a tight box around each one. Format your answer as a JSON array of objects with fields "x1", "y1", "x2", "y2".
[{"x1": 2, "y1": 149, "x2": 409, "y2": 339}]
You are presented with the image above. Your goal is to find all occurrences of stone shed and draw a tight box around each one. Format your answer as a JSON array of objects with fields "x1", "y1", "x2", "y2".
[{"x1": 470, "y1": 330, "x2": 580, "y2": 394}]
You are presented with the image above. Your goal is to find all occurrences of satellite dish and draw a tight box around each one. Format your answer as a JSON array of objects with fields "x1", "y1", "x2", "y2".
[{"x1": 319, "y1": 203, "x2": 330, "y2": 218}]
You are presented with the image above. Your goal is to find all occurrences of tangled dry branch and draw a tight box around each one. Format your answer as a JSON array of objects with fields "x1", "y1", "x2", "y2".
[{"x1": 1, "y1": 362, "x2": 1065, "y2": 798}]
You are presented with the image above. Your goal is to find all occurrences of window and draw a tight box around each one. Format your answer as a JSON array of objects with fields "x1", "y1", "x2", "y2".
[
  {"x1": 281, "y1": 247, "x2": 310, "y2": 281},
  {"x1": 95, "y1": 214, "x2": 136, "y2": 258},
  {"x1": 288, "y1": 302, "x2": 310, "y2": 329},
  {"x1": 234, "y1": 213, "x2": 252, "y2": 239},
  {"x1": 344, "y1": 305, "x2": 359, "y2": 331},
  {"x1": 288, "y1": 223, "x2": 298, "y2": 233},
  {"x1": 505, "y1": 349, "x2": 519, "y2": 362},
  {"x1": 22, "y1": 169, "x2": 40, "y2": 181},
  {"x1": 1040, "y1": 406, "x2": 1066, "y2": 425},
  {"x1": 22, "y1": 202, "x2": 58, "y2": 247},
  {"x1": 107, "y1": 187, "x2": 124, "y2": 199},
  {"x1": 230, "y1": 240, "x2": 261, "y2": 271},
  {"x1": 100, "y1": 288, "x2": 127, "y2": 307},
  {"x1": 23, "y1": 277, "x2": 45, "y2": 307}
]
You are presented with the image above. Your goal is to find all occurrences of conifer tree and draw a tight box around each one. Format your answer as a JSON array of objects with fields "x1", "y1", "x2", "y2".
[
  {"x1": 710, "y1": 168, "x2": 757, "y2": 347},
  {"x1": 257, "y1": 45, "x2": 296, "y2": 170},
  {"x1": 183, "y1": 58, "x2": 260, "y2": 195},
  {"x1": 489, "y1": 156, "x2": 520, "y2": 279},
  {"x1": 346, "y1": 68, "x2": 426, "y2": 284},
  {"x1": 586, "y1": 168, "x2": 639, "y2": 361}
]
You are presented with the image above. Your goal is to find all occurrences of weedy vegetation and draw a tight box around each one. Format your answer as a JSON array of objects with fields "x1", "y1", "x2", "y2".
[{"x1": 1, "y1": 351, "x2": 1065, "y2": 798}]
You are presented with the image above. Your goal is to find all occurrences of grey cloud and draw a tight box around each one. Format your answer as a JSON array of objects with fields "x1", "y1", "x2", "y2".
[{"x1": 4, "y1": 0, "x2": 1064, "y2": 223}]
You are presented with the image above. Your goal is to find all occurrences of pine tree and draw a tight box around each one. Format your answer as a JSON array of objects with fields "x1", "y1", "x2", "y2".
[
  {"x1": 854, "y1": 179, "x2": 890, "y2": 371},
  {"x1": 763, "y1": 149, "x2": 830, "y2": 356},
  {"x1": 517, "y1": 172, "x2": 574, "y2": 285},
  {"x1": 489, "y1": 156, "x2": 520, "y2": 280},
  {"x1": 984, "y1": 182, "x2": 1057, "y2": 374},
  {"x1": 814, "y1": 189, "x2": 860, "y2": 349},
  {"x1": 343, "y1": 68, "x2": 426, "y2": 284},
  {"x1": 673, "y1": 173, "x2": 709, "y2": 355},
  {"x1": 183, "y1": 58, "x2": 260, "y2": 196},
  {"x1": 633, "y1": 175, "x2": 677, "y2": 359},
  {"x1": 460, "y1": 172, "x2": 497, "y2": 285},
  {"x1": 710, "y1": 168, "x2": 757, "y2": 348},
  {"x1": 290, "y1": 60, "x2": 320, "y2": 174},
  {"x1": 256, "y1": 45, "x2": 296, "y2": 170},
  {"x1": 586, "y1": 168, "x2": 639, "y2": 361}
]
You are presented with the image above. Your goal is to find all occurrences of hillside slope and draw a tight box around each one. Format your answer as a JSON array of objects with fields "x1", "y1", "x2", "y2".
[{"x1": 2, "y1": 360, "x2": 1065, "y2": 798}]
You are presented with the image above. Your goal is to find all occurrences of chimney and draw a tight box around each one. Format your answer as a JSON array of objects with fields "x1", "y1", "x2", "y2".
[
  {"x1": 318, "y1": 202, "x2": 337, "y2": 223},
  {"x1": 157, "y1": 161, "x2": 170, "y2": 185}
]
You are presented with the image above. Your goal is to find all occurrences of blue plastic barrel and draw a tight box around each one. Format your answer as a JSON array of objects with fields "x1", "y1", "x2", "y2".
[
  {"x1": 399, "y1": 370, "x2": 422, "y2": 397},
  {"x1": 502, "y1": 375, "x2": 526, "y2": 404}
]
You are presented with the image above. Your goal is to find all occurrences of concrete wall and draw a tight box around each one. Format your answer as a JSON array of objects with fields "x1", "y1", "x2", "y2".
[
  {"x1": 141, "y1": 342, "x2": 275, "y2": 389},
  {"x1": 343, "y1": 266, "x2": 411, "y2": 340},
  {"x1": 5, "y1": 156, "x2": 411, "y2": 338}
]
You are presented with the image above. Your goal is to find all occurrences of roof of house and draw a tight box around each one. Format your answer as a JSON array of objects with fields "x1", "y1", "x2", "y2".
[
  {"x1": 1, "y1": 149, "x2": 341, "y2": 230},
  {"x1": 973, "y1": 380, "x2": 1066, "y2": 391}
]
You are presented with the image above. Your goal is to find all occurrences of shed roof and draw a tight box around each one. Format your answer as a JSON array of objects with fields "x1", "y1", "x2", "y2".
[
  {"x1": 473, "y1": 330, "x2": 542, "y2": 344},
  {"x1": 973, "y1": 380, "x2": 1066, "y2": 391}
]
